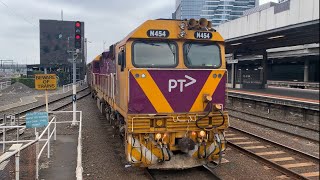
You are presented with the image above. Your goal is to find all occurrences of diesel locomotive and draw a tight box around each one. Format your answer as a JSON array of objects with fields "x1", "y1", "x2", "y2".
[{"x1": 87, "y1": 18, "x2": 229, "y2": 169}]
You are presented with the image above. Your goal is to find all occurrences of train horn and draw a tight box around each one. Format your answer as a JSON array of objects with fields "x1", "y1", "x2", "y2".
[
  {"x1": 188, "y1": 18, "x2": 198, "y2": 28},
  {"x1": 199, "y1": 18, "x2": 208, "y2": 28},
  {"x1": 207, "y1": 21, "x2": 213, "y2": 29}
]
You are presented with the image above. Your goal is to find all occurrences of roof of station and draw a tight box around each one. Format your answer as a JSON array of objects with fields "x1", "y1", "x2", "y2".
[{"x1": 215, "y1": 0, "x2": 319, "y2": 55}]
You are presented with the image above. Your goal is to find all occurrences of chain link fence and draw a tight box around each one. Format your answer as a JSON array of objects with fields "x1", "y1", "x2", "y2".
[
  {"x1": 20, "y1": 143, "x2": 36, "y2": 179},
  {"x1": 0, "y1": 142, "x2": 37, "y2": 180},
  {"x1": 0, "y1": 155, "x2": 15, "y2": 179}
]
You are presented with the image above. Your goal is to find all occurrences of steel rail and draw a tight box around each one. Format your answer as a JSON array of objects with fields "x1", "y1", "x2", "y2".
[
  {"x1": 227, "y1": 107, "x2": 318, "y2": 132},
  {"x1": 228, "y1": 114, "x2": 319, "y2": 143},
  {"x1": 229, "y1": 126, "x2": 319, "y2": 160},
  {"x1": 227, "y1": 141, "x2": 309, "y2": 180},
  {"x1": 0, "y1": 91, "x2": 91, "y2": 136},
  {"x1": 144, "y1": 168, "x2": 156, "y2": 180},
  {"x1": 0, "y1": 87, "x2": 89, "y2": 121},
  {"x1": 144, "y1": 166, "x2": 221, "y2": 180}
]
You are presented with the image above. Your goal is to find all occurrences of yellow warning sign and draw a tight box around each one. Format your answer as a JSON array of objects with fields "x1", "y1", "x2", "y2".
[{"x1": 35, "y1": 74, "x2": 57, "y2": 90}]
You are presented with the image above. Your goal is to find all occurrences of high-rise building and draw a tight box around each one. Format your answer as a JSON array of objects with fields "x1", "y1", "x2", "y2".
[
  {"x1": 173, "y1": 0, "x2": 259, "y2": 26},
  {"x1": 38, "y1": 20, "x2": 86, "y2": 84}
]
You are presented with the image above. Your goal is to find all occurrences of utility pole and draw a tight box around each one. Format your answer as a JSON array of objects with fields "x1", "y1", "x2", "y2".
[{"x1": 44, "y1": 68, "x2": 49, "y2": 112}]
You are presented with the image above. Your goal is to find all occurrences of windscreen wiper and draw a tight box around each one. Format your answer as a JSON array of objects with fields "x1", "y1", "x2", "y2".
[
  {"x1": 186, "y1": 44, "x2": 192, "y2": 55},
  {"x1": 166, "y1": 42, "x2": 175, "y2": 56},
  {"x1": 140, "y1": 41, "x2": 160, "y2": 46}
]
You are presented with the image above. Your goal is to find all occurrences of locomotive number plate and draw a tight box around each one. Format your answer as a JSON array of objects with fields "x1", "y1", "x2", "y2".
[
  {"x1": 194, "y1": 32, "x2": 212, "y2": 39},
  {"x1": 147, "y1": 30, "x2": 169, "y2": 38}
]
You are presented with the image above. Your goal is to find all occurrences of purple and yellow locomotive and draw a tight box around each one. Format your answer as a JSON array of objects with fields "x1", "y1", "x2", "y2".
[{"x1": 87, "y1": 18, "x2": 229, "y2": 169}]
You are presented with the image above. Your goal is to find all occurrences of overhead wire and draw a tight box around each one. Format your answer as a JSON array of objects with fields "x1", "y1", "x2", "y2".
[{"x1": 0, "y1": 0, "x2": 38, "y2": 28}]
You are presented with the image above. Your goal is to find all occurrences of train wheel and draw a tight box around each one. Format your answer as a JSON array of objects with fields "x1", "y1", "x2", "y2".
[
  {"x1": 105, "y1": 105, "x2": 111, "y2": 123},
  {"x1": 100, "y1": 102, "x2": 106, "y2": 114},
  {"x1": 110, "y1": 111, "x2": 116, "y2": 126}
]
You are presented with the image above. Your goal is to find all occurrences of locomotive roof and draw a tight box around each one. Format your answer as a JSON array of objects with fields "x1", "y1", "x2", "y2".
[
  {"x1": 118, "y1": 19, "x2": 225, "y2": 46},
  {"x1": 93, "y1": 54, "x2": 101, "y2": 62}
]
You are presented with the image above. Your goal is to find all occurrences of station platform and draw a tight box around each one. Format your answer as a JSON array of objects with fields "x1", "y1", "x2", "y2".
[{"x1": 227, "y1": 87, "x2": 319, "y2": 110}]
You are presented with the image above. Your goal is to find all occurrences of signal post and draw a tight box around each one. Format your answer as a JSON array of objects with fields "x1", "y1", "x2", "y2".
[{"x1": 72, "y1": 21, "x2": 82, "y2": 125}]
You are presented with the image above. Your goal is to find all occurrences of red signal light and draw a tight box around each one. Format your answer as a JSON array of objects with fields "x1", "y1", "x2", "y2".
[
  {"x1": 75, "y1": 22, "x2": 81, "y2": 27},
  {"x1": 75, "y1": 34, "x2": 81, "y2": 39}
]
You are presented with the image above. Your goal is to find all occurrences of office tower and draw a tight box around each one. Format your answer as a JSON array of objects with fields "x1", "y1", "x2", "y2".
[{"x1": 173, "y1": 0, "x2": 259, "y2": 26}]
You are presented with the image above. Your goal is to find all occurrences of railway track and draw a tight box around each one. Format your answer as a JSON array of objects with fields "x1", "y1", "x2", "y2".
[
  {"x1": 0, "y1": 89, "x2": 91, "y2": 135},
  {"x1": 145, "y1": 165, "x2": 221, "y2": 180},
  {"x1": 228, "y1": 108, "x2": 319, "y2": 132},
  {"x1": 228, "y1": 109, "x2": 319, "y2": 143},
  {"x1": 226, "y1": 127, "x2": 319, "y2": 180},
  {"x1": 0, "y1": 87, "x2": 89, "y2": 123}
]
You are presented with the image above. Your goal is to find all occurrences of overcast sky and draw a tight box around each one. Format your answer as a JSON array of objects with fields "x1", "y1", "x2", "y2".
[{"x1": 0, "y1": 0, "x2": 277, "y2": 64}]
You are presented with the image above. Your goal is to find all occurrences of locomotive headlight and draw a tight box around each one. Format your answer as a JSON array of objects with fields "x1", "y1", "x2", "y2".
[
  {"x1": 179, "y1": 31, "x2": 186, "y2": 38},
  {"x1": 191, "y1": 131, "x2": 196, "y2": 136},
  {"x1": 179, "y1": 22, "x2": 186, "y2": 30},
  {"x1": 199, "y1": 130, "x2": 206, "y2": 137},
  {"x1": 155, "y1": 133, "x2": 162, "y2": 140},
  {"x1": 213, "y1": 104, "x2": 222, "y2": 110},
  {"x1": 205, "y1": 95, "x2": 212, "y2": 102}
]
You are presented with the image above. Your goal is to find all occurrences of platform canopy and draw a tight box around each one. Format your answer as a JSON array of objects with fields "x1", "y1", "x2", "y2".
[
  {"x1": 215, "y1": 0, "x2": 320, "y2": 55},
  {"x1": 225, "y1": 20, "x2": 319, "y2": 55}
]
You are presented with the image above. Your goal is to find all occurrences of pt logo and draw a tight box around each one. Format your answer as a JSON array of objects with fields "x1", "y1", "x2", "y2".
[{"x1": 168, "y1": 75, "x2": 196, "y2": 92}]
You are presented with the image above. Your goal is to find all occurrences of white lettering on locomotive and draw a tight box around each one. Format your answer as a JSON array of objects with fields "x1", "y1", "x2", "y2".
[
  {"x1": 149, "y1": 30, "x2": 167, "y2": 37},
  {"x1": 168, "y1": 75, "x2": 196, "y2": 92},
  {"x1": 195, "y1": 32, "x2": 211, "y2": 39}
]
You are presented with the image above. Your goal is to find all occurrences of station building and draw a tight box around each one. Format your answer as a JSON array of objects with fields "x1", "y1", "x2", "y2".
[{"x1": 215, "y1": 0, "x2": 319, "y2": 89}]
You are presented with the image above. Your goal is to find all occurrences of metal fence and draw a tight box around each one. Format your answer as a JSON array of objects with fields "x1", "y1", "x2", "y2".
[
  {"x1": 62, "y1": 80, "x2": 87, "y2": 93},
  {"x1": 0, "y1": 81, "x2": 11, "y2": 90},
  {"x1": 0, "y1": 111, "x2": 83, "y2": 180}
]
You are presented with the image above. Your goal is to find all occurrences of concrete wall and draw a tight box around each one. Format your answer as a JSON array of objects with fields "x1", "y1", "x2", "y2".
[
  {"x1": 216, "y1": 0, "x2": 319, "y2": 40},
  {"x1": 227, "y1": 96, "x2": 319, "y2": 131}
]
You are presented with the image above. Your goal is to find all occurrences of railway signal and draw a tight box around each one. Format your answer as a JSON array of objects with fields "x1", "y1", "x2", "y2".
[
  {"x1": 75, "y1": 21, "x2": 81, "y2": 49},
  {"x1": 72, "y1": 20, "x2": 82, "y2": 125}
]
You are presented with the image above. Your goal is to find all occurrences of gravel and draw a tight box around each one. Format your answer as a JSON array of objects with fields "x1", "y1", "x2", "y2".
[
  {"x1": 229, "y1": 117, "x2": 320, "y2": 158},
  {"x1": 0, "y1": 82, "x2": 41, "y2": 106},
  {"x1": 80, "y1": 95, "x2": 289, "y2": 180},
  {"x1": 0, "y1": 87, "x2": 88, "y2": 118},
  {"x1": 0, "y1": 82, "x2": 37, "y2": 94},
  {"x1": 212, "y1": 147, "x2": 284, "y2": 180},
  {"x1": 80, "y1": 95, "x2": 148, "y2": 180},
  {"x1": 1, "y1": 93, "x2": 300, "y2": 179},
  {"x1": 229, "y1": 110, "x2": 319, "y2": 142}
]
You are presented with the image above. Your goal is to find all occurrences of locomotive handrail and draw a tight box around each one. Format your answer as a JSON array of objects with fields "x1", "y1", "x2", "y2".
[{"x1": 175, "y1": 115, "x2": 197, "y2": 122}]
